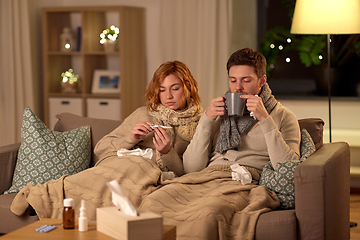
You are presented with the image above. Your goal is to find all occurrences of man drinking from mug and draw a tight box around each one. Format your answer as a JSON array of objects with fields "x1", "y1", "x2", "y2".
[{"x1": 183, "y1": 48, "x2": 301, "y2": 179}]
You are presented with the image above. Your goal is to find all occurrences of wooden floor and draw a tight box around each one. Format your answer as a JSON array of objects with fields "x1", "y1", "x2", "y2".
[{"x1": 350, "y1": 194, "x2": 360, "y2": 239}]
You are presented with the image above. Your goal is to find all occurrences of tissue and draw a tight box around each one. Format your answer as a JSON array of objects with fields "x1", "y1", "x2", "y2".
[
  {"x1": 117, "y1": 148, "x2": 153, "y2": 160},
  {"x1": 230, "y1": 164, "x2": 252, "y2": 185},
  {"x1": 106, "y1": 180, "x2": 138, "y2": 217}
]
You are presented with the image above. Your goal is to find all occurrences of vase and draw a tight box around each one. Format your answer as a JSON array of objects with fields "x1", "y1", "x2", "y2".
[
  {"x1": 103, "y1": 40, "x2": 117, "y2": 52},
  {"x1": 60, "y1": 27, "x2": 75, "y2": 52},
  {"x1": 61, "y1": 81, "x2": 78, "y2": 93}
]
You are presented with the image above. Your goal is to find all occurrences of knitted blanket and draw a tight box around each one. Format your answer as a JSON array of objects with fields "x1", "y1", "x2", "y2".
[{"x1": 11, "y1": 156, "x2": 279, "y2": 239}]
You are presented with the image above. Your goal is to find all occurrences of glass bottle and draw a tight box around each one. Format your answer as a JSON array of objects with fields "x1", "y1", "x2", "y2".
[{"x1": 63, "y1": 198, "x2": 75, "y2": 229}]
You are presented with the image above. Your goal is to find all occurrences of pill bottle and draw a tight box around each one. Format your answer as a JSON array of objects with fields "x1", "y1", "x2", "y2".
[{"x1": 63, "y1": 198, "x2": 75, "y2": 229}]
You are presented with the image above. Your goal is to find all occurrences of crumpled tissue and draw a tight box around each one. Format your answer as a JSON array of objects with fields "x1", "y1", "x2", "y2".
[
  {"x1": 230, "y1": 164, "x2": 252, "y2": 185},
  {"x1": 117, "y1": 148, "x2": 153, "y2": 160},
  {"x1": 106, "y1": 180, "x2": 138, "y2": 217},
  {"x1": 162, "y1": 171, "x2": 176, "y2": 180}
]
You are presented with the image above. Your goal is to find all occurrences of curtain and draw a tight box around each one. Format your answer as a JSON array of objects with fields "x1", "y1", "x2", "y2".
[
  {"x1": 0, "y1": 0, "x2": 35, "y2": 146},
  {"x1": 159, "y1": 0, "x2": 232, "y2": 109}
]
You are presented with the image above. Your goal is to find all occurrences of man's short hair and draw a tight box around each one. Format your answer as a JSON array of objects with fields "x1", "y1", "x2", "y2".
[{"x1": 226, "y1": 48, "x2": 267, "y2": 79}]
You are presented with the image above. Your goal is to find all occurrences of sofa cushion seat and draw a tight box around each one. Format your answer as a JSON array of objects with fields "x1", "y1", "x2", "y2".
[
  {"x1": 255, "y1": 209, "x2": 297, "y2": 240},
  {"x1": 0, "y1": 193, "x2": 38, "y2": 234}
]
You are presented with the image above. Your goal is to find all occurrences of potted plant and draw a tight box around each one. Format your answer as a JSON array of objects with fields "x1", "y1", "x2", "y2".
[
  {"x1": 99, "y1": 25, "x2": 120, "y2": 52},
  {"x1": 61, "y1": 68, "x2": 80, "y2": 93}
]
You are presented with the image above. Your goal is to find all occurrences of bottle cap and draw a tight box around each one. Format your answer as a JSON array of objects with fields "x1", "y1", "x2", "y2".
[{"x1": 64, "y1": 198, "x2": 73, "y2": 207}]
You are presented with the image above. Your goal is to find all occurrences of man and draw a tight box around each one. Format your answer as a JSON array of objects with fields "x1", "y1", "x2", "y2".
[{"x1": 183, "y1": 48, "x2": 300, "y2": 179}]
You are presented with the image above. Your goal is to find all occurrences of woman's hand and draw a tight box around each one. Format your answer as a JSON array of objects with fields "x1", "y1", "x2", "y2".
[
  {"x1": 131, "y1": 122, "x2": 153, "y2": 140},
  {"x1": 153, "y1": 127, "x2": 171, "y2": 155}
]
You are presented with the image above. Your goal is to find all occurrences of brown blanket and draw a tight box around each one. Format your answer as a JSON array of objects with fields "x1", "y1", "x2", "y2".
[
  {"x1": 11, "y1": 155, "x2": 162, "y2": 220},
  {"x1": 141, "y1": 164, "x2": 280, "y2": 239},
  {"x1": 11, "y1": 156, "x2": 279, "y2": 239}
]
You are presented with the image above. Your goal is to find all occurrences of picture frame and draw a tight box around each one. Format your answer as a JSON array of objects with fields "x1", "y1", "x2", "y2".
[{"x1": 92, "y1": 70, "x2": 120, "y2": 94}]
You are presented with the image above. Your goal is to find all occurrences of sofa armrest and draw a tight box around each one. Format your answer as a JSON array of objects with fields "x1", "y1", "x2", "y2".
[
  {"x1": 0, "y1": 143, "x2": 21, "y2": 194},
  {"x1": 295, "y1": 142, "x2": 350, "y2": 240}
]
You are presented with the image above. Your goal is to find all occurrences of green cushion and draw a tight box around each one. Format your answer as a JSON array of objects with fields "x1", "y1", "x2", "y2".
[
  {"x1": 259, "y1": 128, "x2": 316, "y2": 209},
  {"x1": 4, "y1": 107, "x2": 91, "y2": 194}
]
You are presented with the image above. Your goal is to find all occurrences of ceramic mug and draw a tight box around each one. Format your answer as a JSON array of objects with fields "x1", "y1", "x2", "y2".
[{"x1": 224, "y1": 92, "x2": 245, "y2": 116}]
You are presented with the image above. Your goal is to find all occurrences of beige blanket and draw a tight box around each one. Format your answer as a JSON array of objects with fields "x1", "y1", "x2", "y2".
[{"x1": 11, "y1": 156, "x2": 279, "y2": 240}]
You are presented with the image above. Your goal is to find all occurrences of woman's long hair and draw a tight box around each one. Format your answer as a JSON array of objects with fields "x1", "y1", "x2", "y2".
[{"x1": 145, "y1": 61, "x2": 201, "y2": 111}]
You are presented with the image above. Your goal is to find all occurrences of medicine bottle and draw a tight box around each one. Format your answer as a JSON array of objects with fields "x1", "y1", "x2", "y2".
[
  {"x1": 78, "y1": 200, "x2": 88, "y2": 231},
  {"x1": 63, "y1": 198, "x2": 75, "y2": 229}
]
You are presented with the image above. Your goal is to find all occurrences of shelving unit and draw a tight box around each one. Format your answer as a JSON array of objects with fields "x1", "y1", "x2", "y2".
[{"x1": 42, "y1": 6, "x2": 146, "y2": 128}]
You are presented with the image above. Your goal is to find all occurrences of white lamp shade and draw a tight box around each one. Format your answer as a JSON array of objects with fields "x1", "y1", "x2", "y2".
[{"x1": 291, "y1": 0, "x2": 360, "y2": 34}]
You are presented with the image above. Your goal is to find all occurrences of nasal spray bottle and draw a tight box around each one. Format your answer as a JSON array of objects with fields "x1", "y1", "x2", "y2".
[{"x1": 78, "y1": 200, "x2": 88, "y2": 232}]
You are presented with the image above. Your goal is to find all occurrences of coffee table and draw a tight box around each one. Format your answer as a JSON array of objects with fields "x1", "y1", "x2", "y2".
[{"x1": 1, "y1": 218, "x2": 176, "y2": 240}]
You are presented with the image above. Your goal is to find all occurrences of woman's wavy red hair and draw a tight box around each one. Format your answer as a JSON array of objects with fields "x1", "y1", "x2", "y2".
[{"x1": 145, "y1": 61, "x2": 201, "y2": 111}]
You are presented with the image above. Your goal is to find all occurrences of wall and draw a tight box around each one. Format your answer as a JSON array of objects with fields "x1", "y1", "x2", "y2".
[{"x1": 230, "y1": 0, "x2": 257, "y2": 53}]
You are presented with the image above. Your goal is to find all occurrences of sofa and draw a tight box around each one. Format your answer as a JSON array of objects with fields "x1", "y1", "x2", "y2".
[{"x1": 0, "y1": 113, "x2": 350, "y2": 239}]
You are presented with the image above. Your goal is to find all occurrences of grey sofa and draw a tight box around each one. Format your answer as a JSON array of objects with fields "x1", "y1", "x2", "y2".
[{"x1": 0, "y1": 113, "x2": 350, "y2": 239}]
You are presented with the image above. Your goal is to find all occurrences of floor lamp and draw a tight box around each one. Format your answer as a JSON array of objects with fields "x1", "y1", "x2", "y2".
[
  {"x1": 290, "y1": 0, "x2": 360, "y2": 228},
  {"x1": 290, "y1": 0, "x2": 360, "y2": 143}
]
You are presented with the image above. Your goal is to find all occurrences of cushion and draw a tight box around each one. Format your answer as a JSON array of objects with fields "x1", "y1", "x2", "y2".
[
  {"x1": 54, "y1": 113, "x2": 121, "y2": 166},
  {"x1": 259, "y1": 128, "x2": 316, "y2": 209},
  {"x1": 298, "y1": 118, "x2": 324, "y2": 150},
  {"x1": 4, "y1": 107, "x2": 91, "y2": 194},
  {"x1": 300, "y1": 128, "x2": 316, "y2": 162}
]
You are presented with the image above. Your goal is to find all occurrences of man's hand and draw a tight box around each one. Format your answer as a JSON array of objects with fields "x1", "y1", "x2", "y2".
[
  {"x1": 153, "y1": 127, "x2": 171, "y2": 155},
  {"x1": 131, "y1": 121, "x2": 153, "y2": 140},
  {"x1": 240, "y1": 94, "x2": 269, "y2": 121},
  {"x1": 205, "y1": 96, "x2": 225, "y2": 120}
]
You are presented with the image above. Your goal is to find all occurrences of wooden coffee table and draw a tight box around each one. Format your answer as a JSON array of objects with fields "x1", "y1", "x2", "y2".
[{"x1": 1, "y1": 218, "x2": 176, "y2": 240}]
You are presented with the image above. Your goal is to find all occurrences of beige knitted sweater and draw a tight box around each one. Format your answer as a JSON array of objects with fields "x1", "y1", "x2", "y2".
[
  {"x1": 94, "y1": 106, "x2": 189, "y2": 176},
  {"x1": 183, "y1": 102, "x2": 301, "y2": 174}
]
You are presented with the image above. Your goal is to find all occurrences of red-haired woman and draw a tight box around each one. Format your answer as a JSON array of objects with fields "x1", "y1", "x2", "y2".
[{"x1": 94, "y1": 61, "x2": 202, "y2": 177}]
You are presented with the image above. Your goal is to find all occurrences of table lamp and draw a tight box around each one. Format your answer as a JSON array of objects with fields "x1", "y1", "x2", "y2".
[{"x1": 290, "y1": 0, "x2": 360, "y2": 143}]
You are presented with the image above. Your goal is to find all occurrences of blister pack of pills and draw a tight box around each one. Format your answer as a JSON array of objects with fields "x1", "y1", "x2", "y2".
[{"x1": 35, "y1": 224, "x2": 57, "y2": 233}]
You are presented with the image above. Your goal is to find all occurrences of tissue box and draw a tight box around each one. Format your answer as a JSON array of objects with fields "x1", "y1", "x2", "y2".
[{"x1": 97, "y1": 207, "x2": 163, "y2": 240}]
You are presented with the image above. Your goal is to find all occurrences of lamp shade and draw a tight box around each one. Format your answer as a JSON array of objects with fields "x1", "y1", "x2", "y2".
[{"x1": 291, "y1": 0, "x2": 360, "y2": 34}]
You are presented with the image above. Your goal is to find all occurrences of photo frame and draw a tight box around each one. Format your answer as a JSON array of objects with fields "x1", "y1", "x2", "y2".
[{"x1": 92, "y1": 70, "x2": 120, "y2": 94}]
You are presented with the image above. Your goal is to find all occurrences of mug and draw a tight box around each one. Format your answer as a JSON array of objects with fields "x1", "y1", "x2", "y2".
[{"x1": 225, "y1": 92, "x2": 245, "y2": 116}]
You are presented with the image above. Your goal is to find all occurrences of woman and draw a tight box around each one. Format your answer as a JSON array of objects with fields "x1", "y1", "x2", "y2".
[
  {"x1": 94, "y1": 60, "x2": 202, "y2": 176},
  {"x1": 12, "y1": 61, "x2": 202, "y2": 221}
]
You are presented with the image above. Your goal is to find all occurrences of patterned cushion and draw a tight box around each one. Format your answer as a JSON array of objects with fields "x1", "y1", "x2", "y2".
[
  {"x1": 259, "y1": 129, "x2": 316, "y2": 209},
  {"x1": 300, "y1": 128, "x2": 316, "y2": 162},
  {"x1": 4, "y1": 107, "x2": 91, "y2": 194}
]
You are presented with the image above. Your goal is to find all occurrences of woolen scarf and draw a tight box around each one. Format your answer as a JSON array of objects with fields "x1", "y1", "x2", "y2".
[
  {"x1": 215, "y1": 83, "x2": 278, "y2": 153},
  {"x1": 149, "y1": 103, "x2": 203, "y2": 171}
]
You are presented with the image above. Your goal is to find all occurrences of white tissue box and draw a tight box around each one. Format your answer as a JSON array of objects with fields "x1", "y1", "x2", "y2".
[{"x1": 97, "y1": 207, "x2": 163, "y2": 240}]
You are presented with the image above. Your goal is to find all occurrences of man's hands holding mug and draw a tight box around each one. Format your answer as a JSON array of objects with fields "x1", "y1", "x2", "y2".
[{"x1": 205, "y1": 94, "x2": 269, "y2": 121}]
